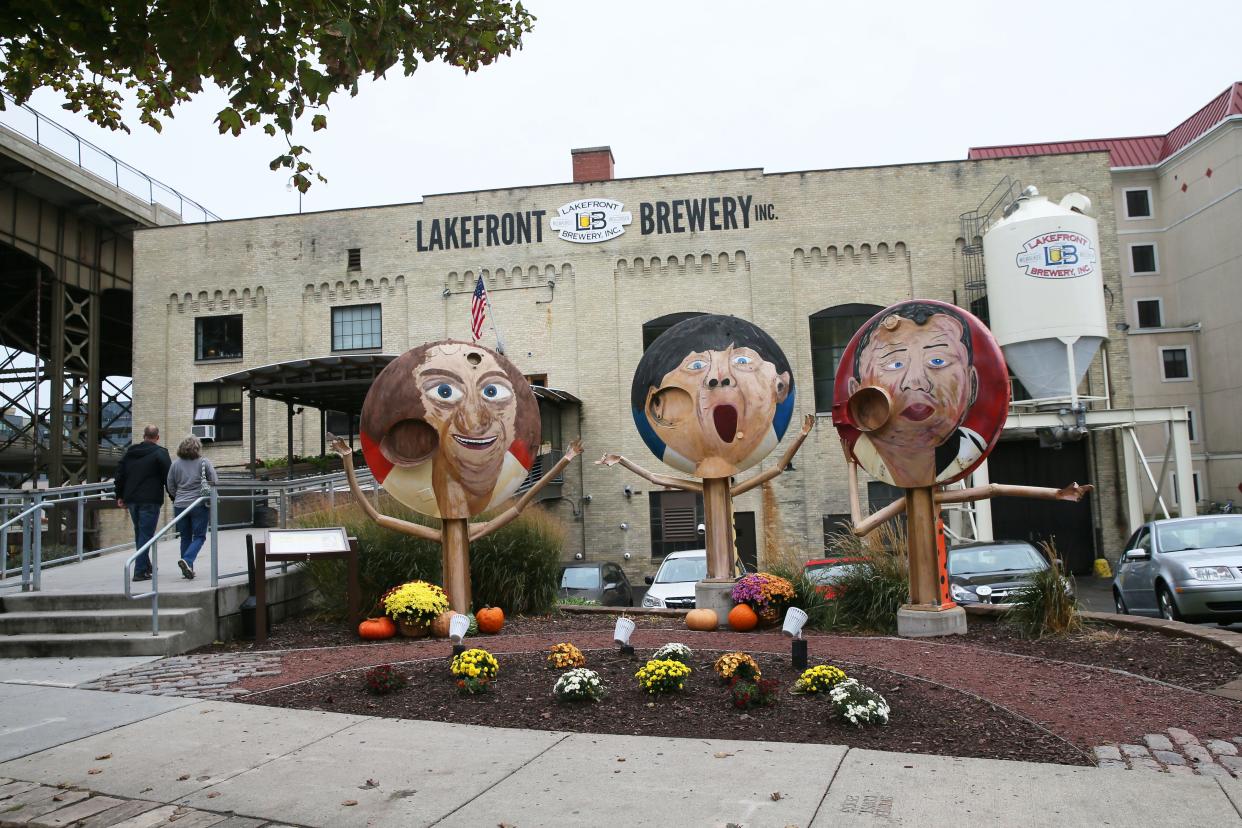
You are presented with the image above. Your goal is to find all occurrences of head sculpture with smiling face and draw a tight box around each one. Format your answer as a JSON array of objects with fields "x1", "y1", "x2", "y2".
[
  {"x1": 632, "y1": 314, "x2": 795, "y2": 479},
  {"x1": 360, "y1": 341, "x2": 540, "y2": 519}
]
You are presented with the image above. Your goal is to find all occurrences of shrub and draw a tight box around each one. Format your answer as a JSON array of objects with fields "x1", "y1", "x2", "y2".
[
  {"x1": 792, "y1": 664, "x2": 848, "y2": 695},
  {"x1": 635, "y1": 659, "x2": 691, "y2": 694},
  {"x1": 554, "y1": 668, "x2": 607, "y2": 702},
  {"x1": 362, "y1": 665, "x2": 406, "y2": 696},
  {"x1": 730, "y1": 572, "x2": 795, "y2": 614},
  {"x1": 829, "y1": 678, "x2": 890, "y2": 727},
  {"x1": 469, "y1": 506, "x2": 565, "y2": 614},
  {"x1": 450, "y1": 647, "x2": 499, "y2": 695},
  {"x1": 713, "y1": 652, "x2": 762, "y2": 682},
  {"x1": 547, "y1": 642, "x2": 587, "y2": 669},
  {"x1": 729, "y1": 673, "x2": 779, "y2": 710},
  {"x1": 296, "y1": 497, "x2": 566, "y2": 618},
  {"x1": 650, "y1": 642, "x2": 693, "y2": 664},
  {"x1": 1006, "y1": 542, "x2": 1082, "y2": 639},
  {"x1": 822, "y1": 521, "x2": 910, "y2": 633}
]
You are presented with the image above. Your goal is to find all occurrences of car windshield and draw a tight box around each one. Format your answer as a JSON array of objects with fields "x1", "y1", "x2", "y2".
[
  {"x1": 805, "y1": 563, "x2": 865, "y2": 586},
  {"x1": 560, "y1": 568, "x2": 599, "y2": 589},
  {"x1": 654, "y1": 556, "x2": 707, "y2": 584},
  {"x1": 948, "y1": 544, "x2": 1047, "y2": 576},
  {"x1": 1156, "y1": 517, "x2": 1242, "y2": 553}
]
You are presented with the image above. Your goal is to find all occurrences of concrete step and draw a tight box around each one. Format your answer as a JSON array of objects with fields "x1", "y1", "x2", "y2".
[
  {"x1": 0, "y1": 631, "x2": 188, "y2": 658},
  {"x1": 0, "y1": 607, "x2": 202, "y2": 635},
  {"x1": 1, "y1": 590, "x2": 216, "y2": 613}
]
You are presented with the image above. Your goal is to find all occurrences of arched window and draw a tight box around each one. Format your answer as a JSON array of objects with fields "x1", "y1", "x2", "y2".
[
  {"x1": 809, "y1": 303, "x2": 882, "y2": 413},
  {"x1": 642, "y1": 311, "x2": 705, "y2": 351}
]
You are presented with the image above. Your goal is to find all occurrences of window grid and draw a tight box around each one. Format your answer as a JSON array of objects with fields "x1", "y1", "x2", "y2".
[
  {"x1": 194, "y1": 315, "x2": 243, "y2": 361},
  {"x1": 332, "y1": 304, "x2": 382, "y2": 351},
  {"x1": 1130, "y1": 243, "x2": 1158, "y2": 275},
  {"x1": 1124, "y1": 188, "x2": 1152, "y2": 219},
  {"x1": 1136, "y1": 299, "x2": 1162, "y2": 329},
  {"x1": 1159, "y1": 347, "x2": 1191, "y2": 382}
]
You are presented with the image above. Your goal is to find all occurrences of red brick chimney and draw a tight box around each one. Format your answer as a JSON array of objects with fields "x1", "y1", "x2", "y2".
[{"x1": 571, "y1": 146, "x2": 615, "y2": 183}]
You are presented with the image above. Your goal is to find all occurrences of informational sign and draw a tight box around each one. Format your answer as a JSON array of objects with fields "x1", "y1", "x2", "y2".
[
  {"x1": 265, "y1": 527, "x2": 351, "y2": 556},
  {"x1": 549, "y1": 199, "x2": 633, "y2": 243},
  {"x1": 1015, "y1": 231, "x2": 1098, "y2": 279}
]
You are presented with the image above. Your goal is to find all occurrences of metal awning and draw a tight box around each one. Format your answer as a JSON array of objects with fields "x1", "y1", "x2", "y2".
[{"x1": 213, "y1": 354, "x2": 582, "y2": 412}]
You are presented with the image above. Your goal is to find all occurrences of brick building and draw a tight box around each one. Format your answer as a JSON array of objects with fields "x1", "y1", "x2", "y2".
[{"x1": 132, "y1": 147, "x2": 1133, "y2": 580}]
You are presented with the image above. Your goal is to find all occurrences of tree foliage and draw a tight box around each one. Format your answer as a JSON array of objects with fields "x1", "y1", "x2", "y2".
[{"x1": 0, "y1": 1, "x2": 535, "y2": 190}]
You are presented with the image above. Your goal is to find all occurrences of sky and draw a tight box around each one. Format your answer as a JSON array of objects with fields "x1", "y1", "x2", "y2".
[{"x1": 5, "y1": 0, "x2": 1242, "y2": 221}]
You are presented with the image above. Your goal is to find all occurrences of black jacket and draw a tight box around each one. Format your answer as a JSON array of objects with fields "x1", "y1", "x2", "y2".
[{"x1": 115, "y1": 441, "x2": 171, "y2": 504}]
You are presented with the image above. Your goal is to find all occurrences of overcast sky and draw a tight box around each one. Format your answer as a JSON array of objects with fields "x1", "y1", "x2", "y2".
[{"x1": 7, "y1": 0, "x2": 1242, "y2": 220}]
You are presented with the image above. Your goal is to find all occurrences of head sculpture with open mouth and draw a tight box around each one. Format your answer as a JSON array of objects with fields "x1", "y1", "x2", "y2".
[
  {"x1": 632, "y1": 314, "x2": 795, "y2": 478},
  {"x1": 360, "y1": 340, "x2": 540, "y2": 519}
]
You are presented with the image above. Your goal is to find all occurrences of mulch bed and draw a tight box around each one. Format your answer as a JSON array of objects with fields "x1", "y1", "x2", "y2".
[{"x1": 242, "y1": 649, "x2": 1087, "y2": 767}]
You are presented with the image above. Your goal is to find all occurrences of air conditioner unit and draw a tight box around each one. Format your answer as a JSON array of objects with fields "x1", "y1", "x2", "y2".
[{"x1": 191, "y1": 424, "x2": 216, "y2": 441}]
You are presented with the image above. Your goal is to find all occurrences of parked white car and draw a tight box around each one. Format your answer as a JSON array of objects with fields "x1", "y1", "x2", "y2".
[{"x1": 641, "y1": 549, "x2": 747, "y2": 609}]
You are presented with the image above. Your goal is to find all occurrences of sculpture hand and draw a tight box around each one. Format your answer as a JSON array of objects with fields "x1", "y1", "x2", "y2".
[
  {"x1": 328, "y1": 435, "x2": 352, "y2": 458},
  {"x1": 1055, "y1": 482, "x2": 1094, "y2": 502},
  {"x1": 800, "y1": 413, "x2": 815, "y2": 436},
  {"x1": 596, "y1": 453, "x2": 622, "y2": 467},
  {"x1": 564, "y1": 439, "x2": 583, "y2": 462}
]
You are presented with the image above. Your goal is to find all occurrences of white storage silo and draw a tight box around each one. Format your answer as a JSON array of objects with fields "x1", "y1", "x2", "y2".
[{"x1": 982, "y1": 187, "x2": 1108, "y2": 402}]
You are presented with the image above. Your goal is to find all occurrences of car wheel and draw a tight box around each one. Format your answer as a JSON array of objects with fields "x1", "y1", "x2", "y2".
[
  {"x1": 1157, "y1": 584, "x2": 1182, "y2": 622},
  {"x1": 1113, "y1": 589, "x2": 1127, "y2": 615}
]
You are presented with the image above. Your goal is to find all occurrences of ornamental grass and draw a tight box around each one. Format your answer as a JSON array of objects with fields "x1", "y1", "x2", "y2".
[
  {"x1": 635, "y1": 658, "x2": 691, "y2": 694},
  {"x1": 1006, "y1": 542, "x2": 1082, "y2": 639}
]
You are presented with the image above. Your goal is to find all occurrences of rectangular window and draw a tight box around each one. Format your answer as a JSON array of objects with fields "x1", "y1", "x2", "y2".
[
  {"x1": 347, "y1": 248, "x2": 361, "y2": 271},
  {"x1": 1135, "y1": 299, "x2": 1162, "y2": 329},
  {"x1": 1159, "y1": 346, "x2": 1192, "y2": 382},
  {"x1": 331, "y1": 304, "x2": 382, "y2": 351},
  {"x1": 1171, "y1": 472, "x2": 1202, "y2": 506},
  {"x1": 648, "y1": 490, "x2": 704, "y2": 559},
  {"x1": 325, "y1": 410, "x2": 359, "y2": 440},
  {"x1": 1130, "y1": 243, "x2": 1158, "y2": 274},
  {"x1": 195, "y1": 315, "x2": 242, "y2": 361},
  {"x1": 193, "y1": 383, "x2": 243, "y2": 442},
  {"x1": 1187, "y1": 409, "x2": 1197, "y2": 442},
  {"x1": 1124, "y1": 188, "x2": 1152, "y2": 219}
]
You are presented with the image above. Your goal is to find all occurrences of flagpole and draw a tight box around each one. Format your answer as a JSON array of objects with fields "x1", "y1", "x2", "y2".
[{"x1": 481, "y1": 270, "x2": 506, "y2": 354}]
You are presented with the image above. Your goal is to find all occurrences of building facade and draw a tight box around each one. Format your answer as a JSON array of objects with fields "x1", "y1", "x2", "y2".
[
  {"x1": 132, "y1": 148, "x2": 1132, "y2": 580},
  {"x1": 971, "y1": 82, "x2": 1242, "y2": 518}
]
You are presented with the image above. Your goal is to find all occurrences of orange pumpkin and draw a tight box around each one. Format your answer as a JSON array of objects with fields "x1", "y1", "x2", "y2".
[
  {"x1": 358, "y1": 616, "x2": 397, "y2": 640},
  {"x1": 727, "y1": 603, "x2": 759, "y2": 632},
  {"x1": 475, "y1": 606, "x2": 505, "y2": 634},
  {"x1": 431, "y1": 611, "x2": 455, "y2": 638},
  {"x1": 685, "y1": 608, "x2": 718, "y2": 631}
]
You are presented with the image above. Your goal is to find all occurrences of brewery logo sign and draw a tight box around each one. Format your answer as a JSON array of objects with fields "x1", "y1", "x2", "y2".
[
  {"x1": 1015, "y1": 231, "x2": 1097, "y2": 279},
  {"x1": 549, "y1": 199, "x2": 632, "y2": 244}
]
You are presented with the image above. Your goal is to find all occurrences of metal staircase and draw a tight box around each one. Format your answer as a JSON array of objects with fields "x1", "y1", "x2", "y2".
[{"x1": 959, "y1": 175, "x2": 1023, "y2": 326}]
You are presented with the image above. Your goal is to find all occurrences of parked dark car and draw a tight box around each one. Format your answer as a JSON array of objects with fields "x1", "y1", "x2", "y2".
[
  {"x1": 558, "y1": 561, "x2": 634, "y2": 607},
  {"x1": 946, "y1": 540, "x2": 1066, "y2": 605},
  {"x1": 803, "y1": 557, "x2": 868, "y2": 599}
]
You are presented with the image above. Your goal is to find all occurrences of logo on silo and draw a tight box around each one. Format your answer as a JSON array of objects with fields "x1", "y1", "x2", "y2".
[
  {"x1": 549, "y1": 199, "x2": 632, "y2": 244},
  {"x1": 1015, "y1": 231, "x2": 1098, "y2": 279}
]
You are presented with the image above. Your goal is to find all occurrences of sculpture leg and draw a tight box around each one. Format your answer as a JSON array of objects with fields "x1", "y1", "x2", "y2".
[
  {"x1": 695, "y1": 476, "x2": 736, "y2": 627},
  {"x1": 442, "y1": 518, "x2": 472, "y2": 613},
  {"x1": 898, "y1": 486, "x2": 966, "y2": 637}
]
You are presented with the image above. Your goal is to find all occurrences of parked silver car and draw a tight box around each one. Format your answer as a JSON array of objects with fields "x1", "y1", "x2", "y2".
[{"x1": 1112, "y1": 515, "x2": 1242, "y2": 624}]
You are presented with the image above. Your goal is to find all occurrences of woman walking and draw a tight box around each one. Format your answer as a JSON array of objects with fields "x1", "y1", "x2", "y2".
[{"x1": 166, "y1": 436, "x2": 218, "y2": 579}]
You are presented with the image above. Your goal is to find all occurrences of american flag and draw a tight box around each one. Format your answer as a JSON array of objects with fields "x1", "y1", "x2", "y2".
[{"x1": 470, "y1": 275, "x2": 487, "y2": 341}]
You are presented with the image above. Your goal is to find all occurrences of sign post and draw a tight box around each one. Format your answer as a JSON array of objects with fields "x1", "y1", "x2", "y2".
[{"x1": 255, "y1": 528, "x2": 358, "y2": 645}]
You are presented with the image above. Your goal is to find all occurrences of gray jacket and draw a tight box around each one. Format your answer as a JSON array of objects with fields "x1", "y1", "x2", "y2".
[{"x1": 166, "y1": 457, "x2": 218, "y2": 508}]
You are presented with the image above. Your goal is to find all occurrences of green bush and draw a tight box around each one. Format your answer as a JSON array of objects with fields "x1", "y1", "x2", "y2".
[
  {"x1": 766, "y1": 557, "x2": 834, "y2": 631},
  {"x1": 821, "y1": 521, "x2": 910, "y2": 634},
  {"x1": 295, "y1": 494, "x2": 565, "y2": 618},
  {"x1": 1006, "y1": 543, "x2": 1082, "y2": 639}
]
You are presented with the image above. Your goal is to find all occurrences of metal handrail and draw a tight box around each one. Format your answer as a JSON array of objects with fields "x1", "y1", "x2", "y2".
[
  {"x1": 0, "y1": 91, "x2": 220, "y2": 223},
  {"x1": 123, "y1": 488, "x2": 219, "y2": 636}
]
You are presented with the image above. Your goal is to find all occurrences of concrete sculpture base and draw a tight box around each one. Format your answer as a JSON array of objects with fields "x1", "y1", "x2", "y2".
[
  {"x1": 694, "y1": 580, "x2": 736, "y2": 628},
  {"x1": 896, "y1": 604, "x2": 968, "y2": 638}
]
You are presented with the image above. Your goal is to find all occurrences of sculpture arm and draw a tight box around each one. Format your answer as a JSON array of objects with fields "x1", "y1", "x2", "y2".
[
  {"x1": 851, "y1": 496, "x2": 908, "y2": 537},
  {"x1": 328, "y1": 437, "x2": 441, "y2": 542},
  {"x1": 730, "y1": 414, "x2": 814, "y2": 497},
  {"x1": 595, "y1": 453, "x2": 703, "y2": 493},
  {"x1": 935, "y1": 482, "x2": 1093, "y2": 505},
  {"x1": 470, "y1": 440, "x2": 583, "y2": 541}
]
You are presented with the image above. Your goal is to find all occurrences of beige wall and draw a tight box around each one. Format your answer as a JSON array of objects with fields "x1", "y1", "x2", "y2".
[
  {"x1": 133, "y1": 152, "x2": 1130, "y2": 578},
  {"x1": 1119, "y1": 119, "x2": 1242, "y2": 512}
]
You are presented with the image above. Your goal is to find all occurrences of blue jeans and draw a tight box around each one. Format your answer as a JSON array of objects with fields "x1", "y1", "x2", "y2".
[
  {"x1": 174, "y1": 502, "x2": 210, "y2": 568},
  {"x1": 128, "y1": 502, "x2": 161, "y2": 576}
]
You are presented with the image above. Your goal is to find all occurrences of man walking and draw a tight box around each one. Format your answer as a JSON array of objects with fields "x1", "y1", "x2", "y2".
[{"x1": 115, "y1": 424, "x2": 171, "y2": 581}]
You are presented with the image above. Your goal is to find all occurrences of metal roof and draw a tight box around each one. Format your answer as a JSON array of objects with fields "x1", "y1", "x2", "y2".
[
  {"x1": 967, "y1": 82, "x2": 1242, "y2": 168},
  {"x1": 212, "y1": 354, "x2": 580, "y2": 411}
]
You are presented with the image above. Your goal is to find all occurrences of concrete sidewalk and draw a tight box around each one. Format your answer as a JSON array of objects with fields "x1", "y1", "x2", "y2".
[{"x1": 2, "y1": 683, "x2": 1241, "y2": 827}]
